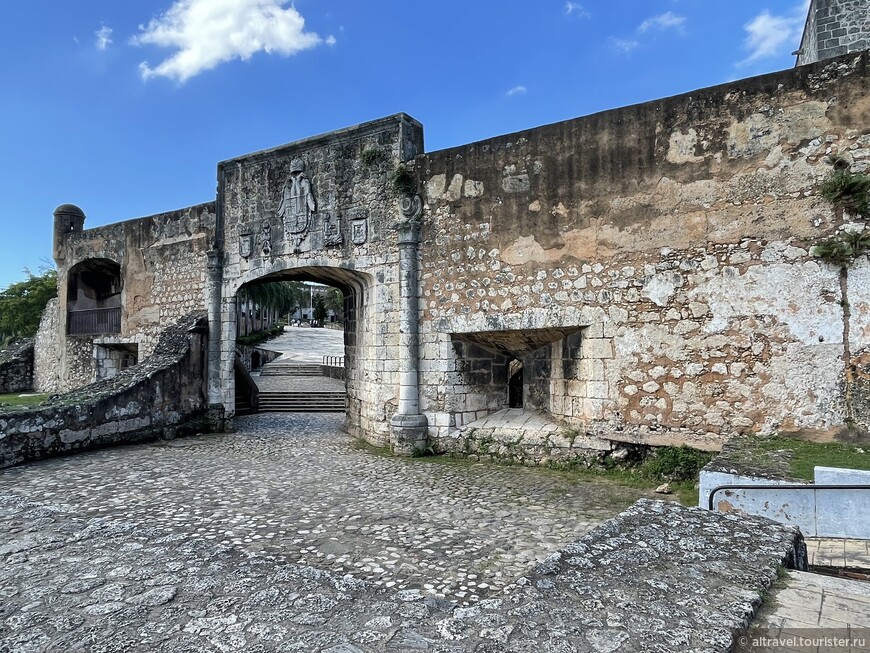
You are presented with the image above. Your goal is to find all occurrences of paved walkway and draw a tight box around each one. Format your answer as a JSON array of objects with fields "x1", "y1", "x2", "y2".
[
  {"x1": 0, "y1": 414, "x2": 654, "y2": 628},
  {"x1": 805, "y1": 537, "x2": 870, "y2": 572},
  {"x1": 740, "y1": 571, "x2": 870, "y2": 652},
  {"x1": 260, "y1": 326, "x2": 345, "y2": 364}
]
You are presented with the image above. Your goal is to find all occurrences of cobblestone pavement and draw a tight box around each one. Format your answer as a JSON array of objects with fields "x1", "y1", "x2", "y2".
[{"x1": 0, "y1": 413, "x2": 658, "y2": 651}]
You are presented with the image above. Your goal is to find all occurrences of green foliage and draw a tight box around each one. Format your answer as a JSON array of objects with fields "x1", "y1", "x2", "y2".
[
  {"x1": 638, "y1": 445, "x2": 714, "y2": 482},
  {"x1": 238, "y1": 281, "x2": 303, "y2": 316},
  {"x1": 312, "y1": 294, "x2": 328, "y2": 324},
  {"x1": 0, "y1": 269, "x2": 57, "y2": 343},
  {"x1": 751, "y1": 435, "x2": 870, "y2": 481},
  {"x1": 360, "y1": 147, "x2": 382, "y2": 166},
  {"x1": 237, "y1": 323, "x2": 284, "y2": 346},
  {"x1": 325, "y1": 287, "x2": 344, "y2": 321},
  {"x1": 812, "y1": 230, "x2": 870, "y2": 265},
  {"x1": 819, "y1": 169, "x2": 870, "y2": 217},
  {"x1": 0, "y1": 392, "x2": 49, "y2": 408},
  {"x1": 391, "y1": 164, "x2": 416, "y2": 195}
]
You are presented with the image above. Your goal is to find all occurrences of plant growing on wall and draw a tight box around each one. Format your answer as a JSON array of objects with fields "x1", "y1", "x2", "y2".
[
  {"x1": 391, "y1": 164, "x2": 416, "y2": 196},
  {"x1": 812, "y1": 159, "x2": 870, "y2": 424}
]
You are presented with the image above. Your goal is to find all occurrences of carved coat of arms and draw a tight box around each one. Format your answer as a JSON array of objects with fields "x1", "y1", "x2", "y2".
[{"x1": 278, "y1": 158, "x2": 316, "y2": 236}]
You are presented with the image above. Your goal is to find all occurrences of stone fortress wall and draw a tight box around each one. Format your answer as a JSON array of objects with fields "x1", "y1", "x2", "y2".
[
  {"x1": 796, "y1": 0, "x2": 869, "y2": 66},
  {"x1": 36, "y1": 204, "x2": 216, "y2": 392},
  {"x1": 416, "y1": 52, "x2": 870, "y2": 452},
  {"x1": 31, "y1": 51, "x2": 870, "y2": 459}
]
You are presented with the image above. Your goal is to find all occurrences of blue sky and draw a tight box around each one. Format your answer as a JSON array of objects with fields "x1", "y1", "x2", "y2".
[{"x1": 0, "y1": 0, "x2": 812, "y2": 289}]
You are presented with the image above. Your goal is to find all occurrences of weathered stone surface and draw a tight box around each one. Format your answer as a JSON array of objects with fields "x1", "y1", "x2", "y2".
[
  {"x1": 33, "y1": 50, "x2": 870, "y2": 459},
  {"x1": 0, "y1": 434, "x2": 805, "y2": 653},
  {"x1": 0, "y1": 338, "x2": 33, "y2": 393},
  {"x1": 796, "y1": 0, "x2": 870, "y2": 66},
  {"x1": 0, "y1": 313, "x2": 208, "y2": 469}
]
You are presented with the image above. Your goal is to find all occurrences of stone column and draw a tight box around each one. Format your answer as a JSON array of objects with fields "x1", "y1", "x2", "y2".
[
  {"x1": 390, "y1": 195, "x2": 429, "y2": 455},
  {"x1": 205, "y1": 249, "x2": 226, "y2": 431}
]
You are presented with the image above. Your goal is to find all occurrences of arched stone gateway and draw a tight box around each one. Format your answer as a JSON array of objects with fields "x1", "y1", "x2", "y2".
[{"x1": 206, "y1": 115, "x2": 429, "y2": 453}]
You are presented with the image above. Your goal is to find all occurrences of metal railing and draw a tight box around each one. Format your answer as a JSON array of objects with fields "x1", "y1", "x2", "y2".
[
  {"x1": 68, "y1": 307, "x2": 121, "y2": 335},
  {"x1": 708, "y1": 484, "x2": 870, "y2": 511},
  {"x1": 322, "y1": 355, "x2": 345, "y2": 368}
]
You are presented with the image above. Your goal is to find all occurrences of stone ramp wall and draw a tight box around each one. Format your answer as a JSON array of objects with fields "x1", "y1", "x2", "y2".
[
  {"x1": 0, "y1": 339, "x2": 34, "y2": 394},
  {"x1": 0, "y1": 314, "x2": 208, "y2": 469}
]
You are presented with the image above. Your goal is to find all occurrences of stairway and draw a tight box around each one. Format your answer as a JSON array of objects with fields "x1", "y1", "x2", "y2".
[
  {"x1": 258, "y1": 390, "x2": 345, "y2": 413},
  {"x1": 259, "y1": 363, "x2": 322, "y2": 377}
]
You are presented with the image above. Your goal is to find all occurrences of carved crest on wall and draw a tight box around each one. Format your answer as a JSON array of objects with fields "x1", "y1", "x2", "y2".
[
  {"x1": 278, "y1": 158, "x2": 316, "y2": 253},
  {"x1": 239, "y1": 232, "x2": 254, "y2": 259},
  {"x1": 323, "y1": 212, "x2": 342, "y2": 247},
  {"x1": 347, "y1": 208, "x2": 369, "y2": 245}
]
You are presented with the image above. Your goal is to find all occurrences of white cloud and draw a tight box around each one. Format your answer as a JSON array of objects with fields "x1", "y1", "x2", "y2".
[
  {"x1": 132, "y1": 0, "x2": 323, "y2": 83},
  {"x1": 739, "y1": 1, "x2": 809, "y2": 65},
  {"x1": 638, "y1": 12, "x2": 686, "y2": 34},
  {"x1": 95, "y1": 25, "x2": 113, "y2": 50},
  {"x1": 564, "y1": 2, "x2": 589, "y2": 18},
  {"x1": 325, "y1": 35, "x2": 337, "y2": 46},
  {"x1": 610, "y1": 38, "x2": 640, "y2": 55},
  {"x1": 506, "y1": 85, "x2": 527, "y2": 97}
]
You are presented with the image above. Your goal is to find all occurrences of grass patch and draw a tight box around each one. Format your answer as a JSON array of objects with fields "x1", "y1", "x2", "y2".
[
  {"x1": 0, "y1": 392, "x2": 49, "y2": 408},
  {"x1": 746, "y1": 436, "x2": 870, "y2": 481}
]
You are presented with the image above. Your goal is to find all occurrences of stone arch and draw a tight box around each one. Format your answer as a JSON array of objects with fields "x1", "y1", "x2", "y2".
[
  {"x1": 65, "y1": 258, "x2": 122, "y2": 335},
  {"x1": 220, "y1": 262, "x2": 378, "y2": 439}
]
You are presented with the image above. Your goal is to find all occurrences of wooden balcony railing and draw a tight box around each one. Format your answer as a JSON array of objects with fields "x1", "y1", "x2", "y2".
[{"x1": 68, "y1": 307, "x2": 121, "y2": 335}]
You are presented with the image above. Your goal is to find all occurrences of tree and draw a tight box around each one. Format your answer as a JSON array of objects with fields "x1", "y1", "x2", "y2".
[
  {"x1": 0, "y1": 269, "x2": 57, "y2": 344},
  {"x1": 312, "y1": 294, "x2": 328, "y2": 325},
  {"x1": 325, "y1": 287, "x2": 344, "y2": 322}
]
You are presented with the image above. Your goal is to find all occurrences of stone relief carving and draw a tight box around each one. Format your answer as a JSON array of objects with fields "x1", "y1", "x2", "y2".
[
  {"x1": 347, "y1": 208, "x2": 369, "y2": 245},
  {"x1": 278, "y1": 158, "x2": 316, "y2": 253},
  {"x1": 323, "y1": 212, "x2": 342, "y2": 247},
  {"x1": 261, "y1": 223, "x2": 272, "y2": 258},
  {"x1": 400, "y1": 194, "x2": 423, "y2": 222},
  {"x1": 239, "y1": 232, "x2": 253, "y2": 259}
]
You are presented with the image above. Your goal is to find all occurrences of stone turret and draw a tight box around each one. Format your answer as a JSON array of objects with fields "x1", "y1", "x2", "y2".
[
  {"x1": 52, "y1": 204, "x2": 85, "y2": 263},
  {"x1": 795, "y1": 0, "x2": 870, "y2": 66}
]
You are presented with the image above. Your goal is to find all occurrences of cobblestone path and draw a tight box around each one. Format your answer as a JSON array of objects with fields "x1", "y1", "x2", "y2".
[{"x1": 0, "y1": 414, "x2": 655, "y2": 651}]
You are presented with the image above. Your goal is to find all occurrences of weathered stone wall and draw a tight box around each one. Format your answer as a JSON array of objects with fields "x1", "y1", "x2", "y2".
[
  {"x1": 797, "y1": 0, "x2": 869, "y2": 66},
  {"x1": 215, "y1": 115, "x2": 424, "y2": 444},
  {"x1": 417, "y1": 53, "x2": 870, "y2": 451},
  {"x1": 0, "y1": 314, "x2": 208, "y2": 469},
  {"x1": 33, "y1": 298, "x2": 62, "y2": 393},
  {"x1": 0, "y1": 339, "x2": 34, "y2": 394},
  {"x1": 40, "y1": 204, "x2": 216, "y2": 392}
]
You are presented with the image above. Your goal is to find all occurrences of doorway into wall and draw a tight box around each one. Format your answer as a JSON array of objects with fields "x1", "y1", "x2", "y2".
[{"x1": 230, "y1": 266, "x2": 371, "y2": 422}]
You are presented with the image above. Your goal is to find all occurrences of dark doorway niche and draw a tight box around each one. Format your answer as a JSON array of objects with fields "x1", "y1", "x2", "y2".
[{"x1": 508, "y1": 358, "x2": 524, "y2": 408}]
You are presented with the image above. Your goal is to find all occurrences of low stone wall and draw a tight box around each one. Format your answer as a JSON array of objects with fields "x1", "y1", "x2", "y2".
[
  {"x1": 235, "y1": 344, "x2": 281, "y2": 371},
  {"x1": 0, "y1": 314, "x2": 208, "y2": 469},
  {"x1": 321, "y1": 363, "x2": 346, "y2": 381},
  {"x1": 0, "y1": 339, "x2": 34, "y2": 394}
]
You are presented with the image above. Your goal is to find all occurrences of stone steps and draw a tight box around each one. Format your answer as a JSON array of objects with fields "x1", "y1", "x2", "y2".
[
  {"x1": 258, "y1": 391, "x2": 345, "y2": 413},
  {"x1": 259, "y1": 364, "x2": 322, "y2": 377}
]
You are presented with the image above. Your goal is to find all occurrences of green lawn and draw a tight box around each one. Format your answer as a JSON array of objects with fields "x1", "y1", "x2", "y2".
[
  {"x1": 750, "y1": 436, "x2": 870, "y2": 481},
  {"x1": 0, "y1": 392, "x2": 49, "y2": 408}
]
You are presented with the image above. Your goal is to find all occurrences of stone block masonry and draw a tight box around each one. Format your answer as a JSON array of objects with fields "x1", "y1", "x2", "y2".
[
  {"x1": 37, "y1": 203, "x2": 216, "y2": 393},
  {"x1": 418, "y1": 52, "x2": 870, "y2": 452},
  {"x1": 796, "y1": 0, "x2": 870, "y2": 66}
]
